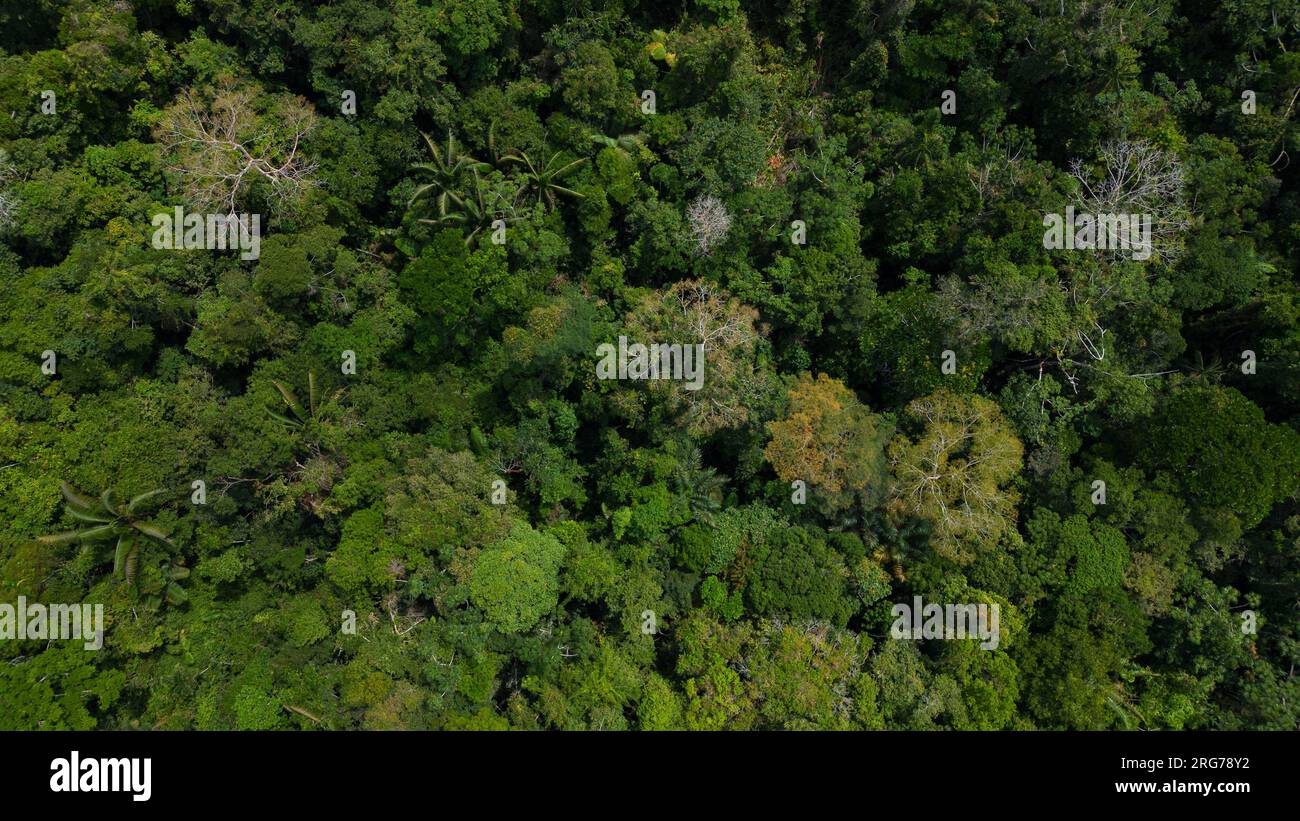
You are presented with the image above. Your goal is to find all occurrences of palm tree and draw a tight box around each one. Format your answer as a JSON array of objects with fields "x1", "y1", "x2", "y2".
[
  {"x1": 672, "y1": 443, "x2": 727, "y2": 525},
  {"x1": 418, "y1": 168, "x2": 519, "y2": 245},
  {"x1": 502, "y1": 148, "x2": 586, "y2": 208},
  {"x1": 1186, "y1": 351, "x2": 1227, "y2": 386},
  {"x1": 407, "y1": 131, "x2": 489, "y2": 224},
  {"x1": 39, "y1": 482, "x2": 188, "y2": 602},
  {"x1": 266, "y1": 371, "x2": 341, "y2": 428}
]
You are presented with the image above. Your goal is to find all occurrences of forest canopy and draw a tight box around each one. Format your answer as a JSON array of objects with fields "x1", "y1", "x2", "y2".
[{"x1": 0, "y1": 0, "x2": 1298, "y2": 731}]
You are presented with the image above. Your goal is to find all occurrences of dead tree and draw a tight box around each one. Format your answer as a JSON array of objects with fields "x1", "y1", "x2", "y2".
[{"x1": 155, "y1": 82, "x2": 319, "y2": 216}]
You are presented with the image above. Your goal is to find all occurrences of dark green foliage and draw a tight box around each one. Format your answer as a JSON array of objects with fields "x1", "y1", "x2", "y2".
[{"x1": 1, "y1": 0, "x2": 1297, "y2": 733}]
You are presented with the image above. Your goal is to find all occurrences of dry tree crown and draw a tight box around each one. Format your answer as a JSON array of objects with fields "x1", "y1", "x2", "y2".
[
  {"x1": 628, "y1": 279, "x2": 768, "y2": 436},
  {"x1": 1069, "y1": 138, "x2": 1191, "y2": 265},
  {"x1": 685, "y1": 193, "x2": 733, "y2": 256},
  {"x1": 155, "y1": 82, "x2": 320, "y2": 217}
]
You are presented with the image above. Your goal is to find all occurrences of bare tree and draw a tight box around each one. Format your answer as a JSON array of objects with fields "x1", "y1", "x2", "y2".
[
  {"x1": 1069, "y1": 139, "x2": 1190, "y2": 264},
  {"x1": 155, "y1": 83, "x2": 319, "y2": 216},
  {"x1": 628, "y1": 279, "x2": 769, "y2": 436},
  {"x1": 933, "y1": 274, "x2": 1063, "y2": 348},
  {"x1": 965, "y1": 134, "x2": 1029, "y2": 219},
  {"x1": 667, "y1": 278, "x2": 757, "y2": 352},
  {"x1": 684, "y1": 193, "x2": 732, "y2": 256}
]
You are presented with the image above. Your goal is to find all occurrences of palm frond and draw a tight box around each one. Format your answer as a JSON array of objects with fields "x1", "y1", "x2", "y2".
[
  {"x1": 127, "y1": 488, "x2": 172, "y2": 515},
  {"x1": 113, "y1": 535, "x2": 132, "y2": 577},
  {"x1": 131, "y1": 521, "x2": 176, "y2": 548},
  {"x1": 60, "y1": 481, "x2": 99, "y2": 512},
  {"x1": 272, "y1": 380, "x2": 305, "y2": 421}
]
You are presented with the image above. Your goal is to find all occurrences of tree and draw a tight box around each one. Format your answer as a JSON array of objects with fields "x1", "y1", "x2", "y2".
[
  {"x1": 560, "y1": 41, "x2": 628, "y2": 123},
  {"x1": 764, "y1": 373, "x2": 892, "y2": 512},
  {"x1": 469, "y1": 522, "x2": 566, "y2": 634},
  {"x1": 399, "y1": 228, "x2": 522, "y2": 356},
  {"x1": 684, "y1": 193, "x2": 732, "y2": 255},
  {"x1": 406, "y1": 131, "x2": 490, "y2": 226},
  {"x1": 0, "y1": 643, "x2": 125, "y2": 730},
  {"x1": 423, "y1": 168, "x2": 519, "y2": 245},
  {"x1": 502, "y1": 148, "x2": 586, "y2": 208},
  {"x1": 625, "y1": 279, "x2": 772, "y2": 437},
  {"x1": 1138, "y1": 386, "x2": 1300, "y2": 530},
  {"x1": 0, "y1": 148, "x2": 16, "y2": 233},
  {"x1": 887, "y1": 391, "x2": 1024, "y2": 564},
  {"x1": 1068, "y1": 139, "x2": 1191, "y2": 265},
  {"x1": 265, "y1": 371, "x2": 339, "y2": 429},
  {"x1": 676, "y1": 615, "x2": 873, "y2": 730},
  {"x1": 155, "y1": 81, "x2": 319, "y2": 216},
  {"x1": 39, "y1": 482, "x2": 188, "y2": 603}
]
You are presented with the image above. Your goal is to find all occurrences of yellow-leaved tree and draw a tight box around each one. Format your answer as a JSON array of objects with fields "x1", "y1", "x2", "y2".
[
  {"x1": 887, "y1": 390, "x2": 1024, "y2": 564},
  {"x1": 764, "y1": 373, "x2": 891, "y2": 512}
]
